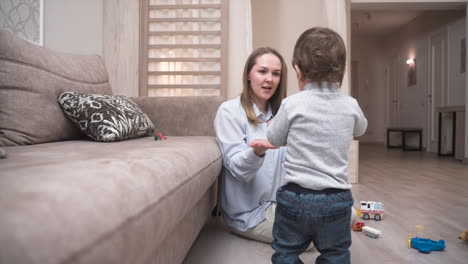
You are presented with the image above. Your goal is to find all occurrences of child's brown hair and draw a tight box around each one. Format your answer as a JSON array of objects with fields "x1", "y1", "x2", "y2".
[{"x1": 292, "y1": 27, "x2": 346, "y2": 87}]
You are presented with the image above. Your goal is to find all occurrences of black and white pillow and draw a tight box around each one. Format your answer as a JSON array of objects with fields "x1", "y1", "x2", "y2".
[{"x1": 58, "y1": 92, "x2": 155, "y2": 142}]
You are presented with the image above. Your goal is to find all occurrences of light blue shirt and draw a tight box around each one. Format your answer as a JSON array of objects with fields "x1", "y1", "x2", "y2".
[
  {"x1": 267, "y1": 82, "x2": 367, "y2": 190},
  {"x1": 214, "y1": 96, "x2": 286, "y2": 231}
]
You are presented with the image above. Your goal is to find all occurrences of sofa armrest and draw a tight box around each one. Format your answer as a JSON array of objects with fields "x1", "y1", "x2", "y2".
[{"x1": 131, "y1": 96, "x2": 224, "y2": 136}]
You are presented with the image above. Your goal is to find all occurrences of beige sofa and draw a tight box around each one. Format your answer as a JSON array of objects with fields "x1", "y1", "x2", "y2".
[{"x1": 0, "y1": 28, "x2": 223, "y2": 264}]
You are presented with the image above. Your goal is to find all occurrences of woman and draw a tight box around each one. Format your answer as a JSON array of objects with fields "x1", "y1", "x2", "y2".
[{"x1": 214, "y1": 47, "x2": 287, "y2": 243}]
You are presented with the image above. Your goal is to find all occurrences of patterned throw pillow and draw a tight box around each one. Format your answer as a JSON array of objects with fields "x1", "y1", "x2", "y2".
[{"x1": 58, "y1": 92, "x2": 155, "y2": 142}]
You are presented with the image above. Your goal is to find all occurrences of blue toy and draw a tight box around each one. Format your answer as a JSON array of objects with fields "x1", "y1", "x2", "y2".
[{"x1": 410, "y1": 237, "x2": 445, "y2": 253}]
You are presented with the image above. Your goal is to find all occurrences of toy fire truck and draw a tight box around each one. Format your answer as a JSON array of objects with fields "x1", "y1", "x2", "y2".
[{"x1": 358, "y1": 201, "x2": 384, "y2": 221}]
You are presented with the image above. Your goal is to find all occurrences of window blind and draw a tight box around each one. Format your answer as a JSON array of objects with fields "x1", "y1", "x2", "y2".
[{"x1": 140, "y1": 0, "x2": 228, "y2": 97}]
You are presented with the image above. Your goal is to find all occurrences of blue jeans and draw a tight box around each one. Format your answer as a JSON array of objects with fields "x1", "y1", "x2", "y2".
[{"x1": 271, "y1": 184, "x2": 353, "y2": 264}]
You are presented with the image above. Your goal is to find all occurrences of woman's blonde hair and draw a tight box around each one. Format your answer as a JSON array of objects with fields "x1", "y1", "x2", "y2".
[{"x1": 240, "y1": 47, "x2": 287, "y2": 125}]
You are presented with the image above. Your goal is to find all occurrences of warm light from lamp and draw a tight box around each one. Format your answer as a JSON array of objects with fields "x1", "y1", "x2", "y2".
[{"x1": 406, "y1": 58, "x2": 415, "y2": 64}]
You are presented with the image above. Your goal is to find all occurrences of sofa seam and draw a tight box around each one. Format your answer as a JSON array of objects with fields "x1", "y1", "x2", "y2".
[
  {"x1": 60, "y1": 155, "x2": 222, "y2": 264},
  {"x1": 0, "y1": 58, "x2": 109, "y2": 85}
]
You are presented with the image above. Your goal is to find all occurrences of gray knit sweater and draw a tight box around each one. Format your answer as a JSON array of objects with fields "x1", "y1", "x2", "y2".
[{"x1": 267, "y1": 82, "x2": 367, "y2": 190}]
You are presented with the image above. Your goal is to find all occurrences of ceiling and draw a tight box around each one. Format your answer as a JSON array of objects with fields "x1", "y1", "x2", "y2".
[{"x1": 351, "y1": 2, "x2": 466, "y2": 37}]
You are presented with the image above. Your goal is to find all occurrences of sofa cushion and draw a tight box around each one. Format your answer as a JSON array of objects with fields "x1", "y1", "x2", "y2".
[
  {"x1": 0, "y1": 28, "x2": 112, "y2": 147},
  {"x1": 132, "y1": 96, "x2": 223, "y2": 137},
  {"x1": 0, "y1": 136, "x2": 222, "y2": 264},
  {"x1": 58, "y1": 92, "x2": 155, "y2": 142}
]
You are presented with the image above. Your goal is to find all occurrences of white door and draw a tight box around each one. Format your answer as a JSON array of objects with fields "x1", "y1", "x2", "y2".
[
  {"x1": 385, "y1": 55, "x2": 399, "y2": 130},
  {"x1": 428, "y1": 30, "x2": 448, "y2": 153},
  {"x1": 384, "y1": 55, "x2": 399, "y2": 146},
  {"x1": 388, "y1": 56, "x2": 399, "y2": 128}
]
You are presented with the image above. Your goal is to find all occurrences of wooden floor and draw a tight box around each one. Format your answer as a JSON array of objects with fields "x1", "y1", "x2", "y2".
[{"x1": 183, "y1": 143, "x2": 468, "y2": 264}]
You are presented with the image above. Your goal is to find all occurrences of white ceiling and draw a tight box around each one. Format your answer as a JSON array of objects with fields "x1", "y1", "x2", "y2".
[{"x1": 351, "y1": 2, "x2": 466, "y2": 37}]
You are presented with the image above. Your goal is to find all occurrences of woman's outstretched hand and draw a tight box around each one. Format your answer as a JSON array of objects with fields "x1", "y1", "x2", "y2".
[{"x1": 248, "y1": 139, "x2": 279, "y2": 157}]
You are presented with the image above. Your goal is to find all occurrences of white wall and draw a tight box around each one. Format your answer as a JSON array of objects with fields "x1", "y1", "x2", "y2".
[
  {"x1": 43, "y1": 0, "x2": 102, "y2": 55},
  {"x1": 227, "y1": 0, "x2": 252, "y2": 99},
  {"x1": 447, "y1": 18, "x2": 466, "y2": 107},
  {"x1": 252, "y1": 0, "x2": 327, "y2": 96},
  {"x1": 351, "y1": 36, "x2": 386, "y2": 142},
  {"x1": 102, "y1": 0, "x2": 139, "y2": 97},
  {"x1": 445, "y1": 17, "x2": 466, "y2": 160}
]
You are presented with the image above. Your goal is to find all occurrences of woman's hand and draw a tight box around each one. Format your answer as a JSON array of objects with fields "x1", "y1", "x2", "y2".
[{"x1": 248, "y1": 139, "x2": 279, "y2": 157}]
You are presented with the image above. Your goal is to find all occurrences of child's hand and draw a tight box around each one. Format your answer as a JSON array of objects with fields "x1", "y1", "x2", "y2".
[{"x1": 248, "y1": 139, "x2": 278, "y2": 157}]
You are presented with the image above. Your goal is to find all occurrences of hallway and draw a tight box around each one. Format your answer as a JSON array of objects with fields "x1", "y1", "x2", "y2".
[{"x1": 183, "y1": 143, "x2": 468, "y2": 264}]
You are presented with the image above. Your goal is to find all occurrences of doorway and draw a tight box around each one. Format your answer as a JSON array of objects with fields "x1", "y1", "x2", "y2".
[
  {"x1": 428, "y1": 28, "x2": 447, "y2": 153},
  {"x1": 350, "y1": 2, "x2": 466, "y2": 152},
  {"x1": 386, "y1": 55, "x2": 399, "y2": 129}
]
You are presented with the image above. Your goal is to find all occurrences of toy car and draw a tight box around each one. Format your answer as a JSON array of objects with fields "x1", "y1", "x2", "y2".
[
  {"x1": 351, "y1": 222, "x2": 365, "y2": 232},
  {"x1": 362, "y1": 226, "x2": 381, "y2": 238},
  {"x1": 359, "y1": 201, "x2": 384, "y2": 221},
  {"x1": 410, "y1": 237, "x2": 445, "y2": 253}
]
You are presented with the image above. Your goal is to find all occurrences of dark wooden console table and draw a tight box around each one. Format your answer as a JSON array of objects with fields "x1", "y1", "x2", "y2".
[{"x1": 386, "y1": 128, "x2": 422, "y2": 151}]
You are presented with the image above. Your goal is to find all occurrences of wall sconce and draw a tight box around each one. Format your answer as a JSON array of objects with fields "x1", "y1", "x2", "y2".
[{"x1": 407, "y1": 58, "x2": 416, "y2": 86}]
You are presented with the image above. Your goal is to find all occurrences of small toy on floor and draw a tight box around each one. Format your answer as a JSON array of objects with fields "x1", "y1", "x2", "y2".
[
  {"x1": 351, "y1": 222, "x2": 365, "y2": 232},
  {"x1": 358, "y1": 201, "x2": 384, "y2": 221},
  {"x1": 459, "y1": 230, "x2": 468, "y2": 242},
  {"x1": 154, "y1": 132, "x2": 167, "y2": 141},
  {"x1": 410, "y1": 237, "x2": 445, "y2": 253},
  {"x1": 362, "y1": 226, "x2": 381, "y2": 238}
]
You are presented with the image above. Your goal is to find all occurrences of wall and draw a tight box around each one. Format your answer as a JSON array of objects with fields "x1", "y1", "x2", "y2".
[
  {"x1": 351, "y1": 36, "x2": 386, "y2": 142},
  {"x1": 43, "y1": 0, "x2": 102, "y2": 55},
  {"x1": 102, "y1": 0, "x2": 139, "y2": 96},
  {"x1": 251, "y1": 0, "x2": 327, "y2": 96},
  {"x1": 447, "y1": 18, "x2": 466, "y2": 107},
  {"x1": 446, "y1": 17, "x2": 466, "y2": 160},
  {"x1": 227, "y1": 0, "x2": 252, "y2": 99},
  {"x1": 44, "y1": 0, "x2": 138, "y2": 97}
]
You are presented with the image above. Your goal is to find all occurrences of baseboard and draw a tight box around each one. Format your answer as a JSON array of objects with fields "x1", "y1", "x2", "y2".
[{"x1": 360, "y1": 140, "x2": 384, "y2": 144}]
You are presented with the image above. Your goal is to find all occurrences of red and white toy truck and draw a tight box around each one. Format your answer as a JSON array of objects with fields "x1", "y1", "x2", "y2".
[{"x1": 358, "y1": 201, "x2": 384, "y2": 221}]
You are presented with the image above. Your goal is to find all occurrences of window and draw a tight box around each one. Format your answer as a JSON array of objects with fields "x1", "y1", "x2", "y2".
[{"x1": 140, "y1": 0, "x2": 228, "y2": 97}]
